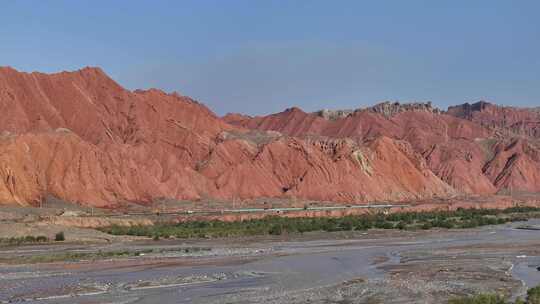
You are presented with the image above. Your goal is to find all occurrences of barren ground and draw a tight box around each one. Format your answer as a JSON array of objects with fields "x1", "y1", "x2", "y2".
[{"x1": 1, "y1": 214, "x2": 540, "y2": 303}]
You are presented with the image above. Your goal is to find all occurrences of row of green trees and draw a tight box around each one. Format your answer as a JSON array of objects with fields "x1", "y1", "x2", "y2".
[
  {"x1": 0, "y1": 232, "x2": 65, "y2": 246},
  {"x1": 0, "y1": 235, "x2": 49, "y2": 245},
  {"x1": 98, "y1": 207, "x2": 538, "y2": 239}
]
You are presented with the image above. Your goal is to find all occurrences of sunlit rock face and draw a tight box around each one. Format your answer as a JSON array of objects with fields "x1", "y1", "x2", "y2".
[{"x1": 1, "y1": 66, "x2": 540, "y2": 207}]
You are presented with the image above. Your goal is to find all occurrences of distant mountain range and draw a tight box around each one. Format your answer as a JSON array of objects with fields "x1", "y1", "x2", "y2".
[{"x1": 1, "y1": 66, "x2": 539, "y2": 207}]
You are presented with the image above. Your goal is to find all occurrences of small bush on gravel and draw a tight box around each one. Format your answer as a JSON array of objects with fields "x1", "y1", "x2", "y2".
[
  {"x1": 527, "y1": 286, "x2": 540, "y2": 304},
  {"x1": 448, "y1": 294, "x2": 507, "y2": 304},
  {"x1": 268, "y1": 224, "x2": 283, "y2": 235},
  {"x1": 55, "y1": 232, "x2": 65, "y2": 242},
  {"x1": 36, "y1": 236, "x2": 49, "y2": 242},
  {"x1": 24, "y1": 236, "x2": 36, "y2": 243},
  {"x1": 448, "y1": 285, "x2": 540, "y2": 303}
]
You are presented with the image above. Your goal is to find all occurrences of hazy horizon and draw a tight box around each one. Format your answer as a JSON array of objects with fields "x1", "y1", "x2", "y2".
[{"x1": 2, "y1": 1, "x2": 540, "y2": 115}]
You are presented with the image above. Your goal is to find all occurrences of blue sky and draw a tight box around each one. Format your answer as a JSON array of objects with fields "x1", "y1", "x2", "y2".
[{"x1": 2, "y1": 1, "x2": 540, "y2": 115}]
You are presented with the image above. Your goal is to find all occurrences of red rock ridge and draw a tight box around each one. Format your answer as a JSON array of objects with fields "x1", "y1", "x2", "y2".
[
  {"x1": 2, "y1": 67, "x2": 540, "y2": 208},
  {"x1": 447, "y1": 101, "x2": 540, "y2": 138},
  {"x1": 0, "y1": 67, "x2": 455, "y2": 207},
  {"x1": 229, "y1": 101, "x2": 540, "y2": 196}
]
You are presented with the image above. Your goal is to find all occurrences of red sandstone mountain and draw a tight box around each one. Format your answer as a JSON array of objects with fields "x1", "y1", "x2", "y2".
[
  {"x1": 0, "y1": 67, "x2": 453, "y2": 207},
  {"x1": 226, "y1": 101, "x2": 540, "y2": 197},
  {"x1": 0, "y1": 67, "x2": 231, "y2": 206},
  {"x1": 0, "y1": 67, "x2": 538, "y2": 207},
  {"x1": 447, "y1": 101, "x2": 540, "y2": 138}
]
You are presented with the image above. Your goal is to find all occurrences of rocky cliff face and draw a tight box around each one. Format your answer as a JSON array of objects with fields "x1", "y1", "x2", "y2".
[
  {"x1": 365, "y1": 101, "x2": 441, "y2": 117},
  {"x1": 309, "y1": 101, "x2": 440, "y2": 121},
  {"x1": 314, "y1": 109, "x2": 354, "y2": 120}
]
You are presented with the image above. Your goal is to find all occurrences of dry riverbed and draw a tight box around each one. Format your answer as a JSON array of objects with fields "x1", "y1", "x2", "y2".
[{"x1": 1, "y1": 221, "x2": 540, "y2": 303}]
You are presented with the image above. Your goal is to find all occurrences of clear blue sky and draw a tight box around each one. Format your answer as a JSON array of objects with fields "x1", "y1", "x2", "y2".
[{"x1": 2, "y1": 1, "x2": 540, "y2": 115}]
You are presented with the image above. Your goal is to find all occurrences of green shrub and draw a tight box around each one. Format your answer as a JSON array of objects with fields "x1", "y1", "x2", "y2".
[
  {"x1": 268, "y1": 224, "x2": 283, "y2": 235},
  {"x1": 24, "y1": 236, "x2": 36, "y2": 243},
  {"x1": 447, "y1": 284, "x2": 540, "y2": 304},
  {"x1": 514, "y1": 298, "x2": 525, "y2": 304},
  {"x1": 395, "y1": 221, "x2": 406, "y2": 230},
  {"x1": 421, "y1": 222, "x2": 433, "y2": 230},
  {"x1": 527, "y1": 286, "x2": 540, "y2": 304},
  {"x1": 36, "y1": 236, "x2": 49, "y2": 243},
  {"x1": 55, "y1": 232, "x2": 65, "y2": 242},
  {"x1": 448, "y1": 293, "x2": 506, "y2": 304}
]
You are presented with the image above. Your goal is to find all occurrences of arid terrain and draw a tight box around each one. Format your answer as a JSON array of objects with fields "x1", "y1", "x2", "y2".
[
  {"x1": 1, "y1": 199, "x2": 540, "y2": 303},
  {"x1": 1, "y1": 66, "x2": 540, "y2": 209},
  {"x1": 3, "y1": 1, "x2": 540, "y2": 303},
  {"x1": 2, "y1": 66, "x2": 540, "y2": 303},
  {"x1": 1, "y1": 216, "x2": 540, "y2": 304}
]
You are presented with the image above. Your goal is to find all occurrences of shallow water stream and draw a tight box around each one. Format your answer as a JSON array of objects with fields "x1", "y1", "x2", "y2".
[{"x1": 1, "y1": 220, "x2": 540, "y2": 303}]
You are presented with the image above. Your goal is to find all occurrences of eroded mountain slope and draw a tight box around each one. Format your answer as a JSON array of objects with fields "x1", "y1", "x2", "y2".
[
  {"x1": 0, "y1": 67, "x2": 455, "y2": 206},
  {"x1": 226, "y1": 101, "x2": 540, "y2": 196}
]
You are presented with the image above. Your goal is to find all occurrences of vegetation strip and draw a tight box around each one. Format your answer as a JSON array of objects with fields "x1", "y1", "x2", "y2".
[
  {"x1": 0, "y1": 231, "x2": 66, "y2": 246},
  {"x1": 449, "y1": 285, "x2": 540, "y2": 304},
  {"x1": 98, "y1": 207, "x2": 540, "y2": 239}
]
